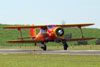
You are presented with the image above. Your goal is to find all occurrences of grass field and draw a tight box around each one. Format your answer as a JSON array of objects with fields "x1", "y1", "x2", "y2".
[
  {"x1": 0, "y1": 45, "x2": 100, "y2": 50},
  {"x1": 0, "y1": 53, "x2": 100, "y2": 67}
]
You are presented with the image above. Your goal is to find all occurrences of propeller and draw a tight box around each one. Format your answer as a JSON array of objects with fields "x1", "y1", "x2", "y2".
[
  {"x1": 61, "y1": 20, "x2": 66, "y2": 28},
  {"x1": 61, "y1": 20, "x2": 72, "y2": 39}
]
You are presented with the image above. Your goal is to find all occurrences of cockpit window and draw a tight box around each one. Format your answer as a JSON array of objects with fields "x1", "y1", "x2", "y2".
[{"x1": 47, "y1": 25, "x2": 57, "y2": 29}]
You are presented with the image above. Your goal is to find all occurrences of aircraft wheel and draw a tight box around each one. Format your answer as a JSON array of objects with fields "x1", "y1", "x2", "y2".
[
  {"x1": 34, "y1": 43, "x2": 37, "y2": 46},
  {"x1": 41, "y1": 44, "x2": 47, "y2": 51},
  {"x1": 43, "y1": 45, "x2": 47, "y2": 51},
  {"x1": 63, "y1": 42, "x2": 68, "y2": 50}
]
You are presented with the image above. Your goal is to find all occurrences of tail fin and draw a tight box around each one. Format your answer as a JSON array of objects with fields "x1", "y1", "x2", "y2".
[{"x1": 30, "y1": 24, "x2": 36, "y2": 37}]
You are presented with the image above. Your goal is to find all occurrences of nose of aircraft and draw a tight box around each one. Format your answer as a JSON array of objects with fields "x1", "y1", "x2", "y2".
[
  {"x1": 58, "y1": 29, "x2": 64, "y2": 35},
  {"x1": 55, "y1": 27, "x2": 64, "y2": 38}
]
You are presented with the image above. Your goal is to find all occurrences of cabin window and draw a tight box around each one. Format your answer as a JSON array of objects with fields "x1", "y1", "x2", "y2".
[{"x1": 47, "y1": 25, "x2": 57, "y2": 29}]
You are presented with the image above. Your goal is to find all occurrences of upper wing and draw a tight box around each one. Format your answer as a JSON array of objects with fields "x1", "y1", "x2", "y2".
[
  {"x1": 57, "y1": 23, "x2": 94, "y2": 28},
  {"x1": 4, "y1": 25, "x2": 46, "y2": 29},
  {"x1": 4, "y1": 23, "x2": 94, "y2": 29}
]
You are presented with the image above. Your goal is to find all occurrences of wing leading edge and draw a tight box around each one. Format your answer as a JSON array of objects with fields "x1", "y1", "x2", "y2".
[
  {"x1": 57, "y1": 23, "x2": 94, "y2": 28},
  {"x1": 4, "y1": 23, "x2": 94, "y2": 29},
  {"x1": 7, "y1": 38, "x2": 95, "y2": 43},
  {"x1": 4, "y1": 25, "x2": 46, "y2": 29}
]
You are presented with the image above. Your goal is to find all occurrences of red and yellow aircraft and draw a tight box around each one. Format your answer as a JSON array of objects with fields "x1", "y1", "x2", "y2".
[{"x1": 4, "y1": 23, "x2": 95, "y2": 50}]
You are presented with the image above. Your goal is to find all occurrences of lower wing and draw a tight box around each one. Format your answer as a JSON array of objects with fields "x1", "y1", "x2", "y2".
[
  {"x1": 7, "y1": 38, "x2": 95, "y2": 43},
  {"x1": 65, "y1": 38, "x2": 95, "y2": 41},
  {"x1": 7, "y1": 40, "x2": 51, "y2": 43}
]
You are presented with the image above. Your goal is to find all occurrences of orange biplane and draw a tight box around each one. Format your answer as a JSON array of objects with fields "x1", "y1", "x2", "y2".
[{"x1": 4, "y1": 23, "x2": 95, "y2": 50}]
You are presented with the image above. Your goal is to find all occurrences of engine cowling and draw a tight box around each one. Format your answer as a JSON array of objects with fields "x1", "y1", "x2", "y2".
[{"x1": 54, "y1": 27, "x2": 64, "y2": 38}]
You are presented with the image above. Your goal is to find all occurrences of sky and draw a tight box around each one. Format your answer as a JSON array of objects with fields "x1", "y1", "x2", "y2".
[{"x1": 0, "y1": 0, "x2": 100, "y2": 28}]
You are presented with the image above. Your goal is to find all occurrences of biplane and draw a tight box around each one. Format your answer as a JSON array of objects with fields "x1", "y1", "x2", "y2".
[{"x1": 4, "y1": 23, "x2": 95, "y2": 51}]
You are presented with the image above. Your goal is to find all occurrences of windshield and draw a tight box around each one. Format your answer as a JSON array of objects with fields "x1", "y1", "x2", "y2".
[{"x1": 47, "y1": 25, "x2": 57, "y2": 29}]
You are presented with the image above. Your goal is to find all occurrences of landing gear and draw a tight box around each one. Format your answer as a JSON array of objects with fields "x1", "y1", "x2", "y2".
[
  {"x1": 62, "y1": 40, "x2": 68, "y2": 50},
  {"x1": 41, "y1": 43, "x2": 47, "y2": 51},
  {"x1": 34, "y1": 43, "x2": 37, "y2": 46},
  {"x1": 63, "y1": 43, "x2": 68, "y2": 50}
]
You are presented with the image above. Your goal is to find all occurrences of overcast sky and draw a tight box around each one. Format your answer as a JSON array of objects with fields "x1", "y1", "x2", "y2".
[{"x1": 0, "y1": 0, "x2": 100, "y2": 28}]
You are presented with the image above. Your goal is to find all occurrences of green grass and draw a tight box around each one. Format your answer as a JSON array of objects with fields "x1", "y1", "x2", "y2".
[
  {"x1": 0, "y1": 53, "x2": 100, "y2": 67},
  {"x1": 0, "y1": 45, "x2": 100, "y2": 50},
  {"x1": 69, "y1": 45, "x2": 100, "y2": 50}
]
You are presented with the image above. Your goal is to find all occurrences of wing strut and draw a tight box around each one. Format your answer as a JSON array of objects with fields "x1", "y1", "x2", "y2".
[
  {"x1": 78, "y1": 26, "x2": 84, "y2": 38},
  {"x1": 18, "y1": 28, "x2": 23, "y2": 40}
]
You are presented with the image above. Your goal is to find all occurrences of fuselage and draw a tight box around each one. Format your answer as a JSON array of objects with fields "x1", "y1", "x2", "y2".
[{"x1": 34, "y1": 25, "x2": 64, "y2": 41}]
